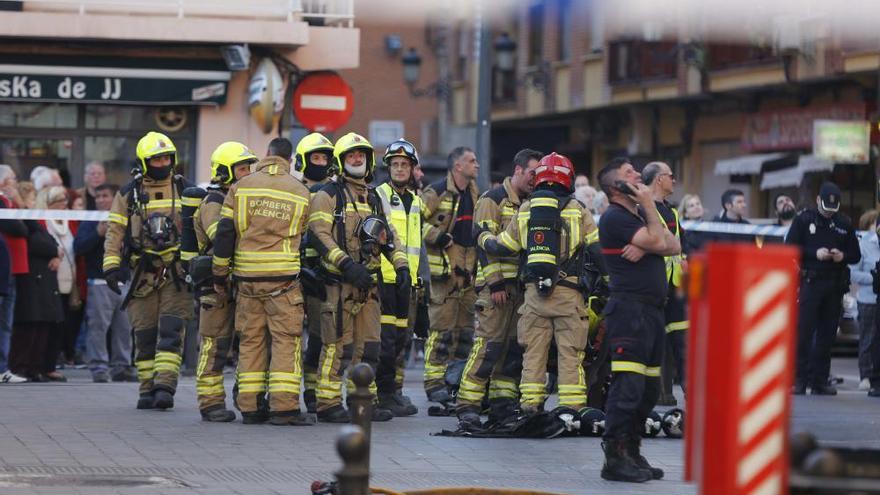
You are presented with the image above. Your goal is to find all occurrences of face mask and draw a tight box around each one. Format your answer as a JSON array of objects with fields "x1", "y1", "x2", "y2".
[
  {"x1": 344, "y1": 163, "x2": 367, "y2": 178},
  {"x1": 779, "y1": 206, "x2": 796, "y2": 220},
  {"x1": 304, "y1": 164, "x2": 329, "y2": 182},
  {"x1": 146, "y1": 166, "x2": 172, "y2": 180}
]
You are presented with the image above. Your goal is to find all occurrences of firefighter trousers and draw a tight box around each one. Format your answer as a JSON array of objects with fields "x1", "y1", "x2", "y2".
[
  {"x1": 517, "y1": 284, "x2": 589, "y2": 410},
  {"x1": 376, "y1": 283, "x2": 415, "y2": 397},
  {"x1": 661, "y1": 289, "x2": 688, "y2": 397},
  {"x1": 602, "y1": 297, "x2": 665, "y2": 441},
  {"x1": 316, "y1": 283, "x2": 380, "y2": 412},
  {"x1": 424, "y1": 276, "x2": 476, "y2": 396},
  {"x1": 195, "y1": 289, "x2": 235, "y2": 413},
  {"x1": 457, "y1": 283, "x2": 523, "y2": 411},
  {"x1": 234, "y1": 280, "x2": 304, "y2": 416},
  {"x1": 302, "y1": 294, "x2": 324, "y2": 399},
  {"x1": 127, "y1": 277, "x2": 193, "y2": 397}
]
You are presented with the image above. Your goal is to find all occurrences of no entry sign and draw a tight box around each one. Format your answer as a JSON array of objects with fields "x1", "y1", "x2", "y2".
[{"x1": 292, "y1": 72, "x2": 353, "y2": 133}]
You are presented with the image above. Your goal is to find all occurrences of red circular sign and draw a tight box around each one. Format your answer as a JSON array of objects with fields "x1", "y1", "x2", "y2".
[{"x1": 292, "y1": 72, "x2": 354, "y2": 133}]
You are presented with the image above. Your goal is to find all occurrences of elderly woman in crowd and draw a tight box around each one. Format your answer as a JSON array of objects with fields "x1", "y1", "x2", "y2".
[{"x1": 680, "y1": 193, "x2": 707, "y2": 253}]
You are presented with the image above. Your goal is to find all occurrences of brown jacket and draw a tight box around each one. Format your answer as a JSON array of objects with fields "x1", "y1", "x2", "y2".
[
  {"x1": 420, "y1": 170, "x2": 480, "y2": 281},
  {"x1": 474, "y1": 177, "x2": 523, "y2": 291},
  {"x1": 212, "y1": 156, "x2": 310, "y2": 280},
  {"x1": 194, "y1": 187, "x2": 226, "y2": 255}
]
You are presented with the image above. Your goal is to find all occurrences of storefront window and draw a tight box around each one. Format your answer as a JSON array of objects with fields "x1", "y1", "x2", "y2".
[
  {"x1": 85, "y1": 105, "x2": 156, "y2": 130},
  {"x1": 0, "y1": 138, "x2": 73, "y2": 183},
  {"x1": 0, "y1": 103, "x2": 76, "y2": 128}
]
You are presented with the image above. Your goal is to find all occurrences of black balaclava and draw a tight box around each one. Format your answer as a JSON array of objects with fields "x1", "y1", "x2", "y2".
[{"x1": 146, "y1": 165, "x2": 172, "y2": 181}]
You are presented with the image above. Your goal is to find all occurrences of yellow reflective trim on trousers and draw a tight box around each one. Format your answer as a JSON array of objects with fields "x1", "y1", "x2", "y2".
[
  {"x1": 611, "y1": 361, "x2": 648, "y2": 375},
  {"x1": 462, "y1": 337, "x2": 484, "y2": 388},
  {"x1": 239, "y1": 384, "x2": 267, "y2": 393},
  {"x1": 136, "y1": 360, "x2": 154, "y2": 379},
  {"x1": 108, "y1": 213, "x2": 128, "y2": 226},
  {"x1": 197, "y1": 374, "x2": 224, "y2": 385},
  {"x1": 268, "y1": 371, "x2": 300, "y2": 381},
  {"x1": 317, "y1": 343, "x2": 338, "y2": 398},
  {"x1": 527, "y1": 253, "x2": 556, "y2": 264},
  {"x1": 196, "y1": 384, "x2": 225, "y2": 394},
  {"x1": 238, "y1": 371, "x2": 268, "y2": 381},
  {"x1": 196, "y1": 337, "x2": 213, "y2": 377},
  {"x1": 666, "y1": 320, "x2": 689, "y2": 332},
  {"x1": 423, "y1": 332, "x2": 446, "y2": 380},
  {"x1": 645, "y1": 366, "x2": 661, "y2": 377},
  {"x1": 531, "y1": 197, "x2": 559, "y2": 208}
]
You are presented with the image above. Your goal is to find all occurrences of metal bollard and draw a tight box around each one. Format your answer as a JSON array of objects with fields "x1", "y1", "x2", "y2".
[
  {"x1": 334, "y1": 425, "x2": 370, "y2": 495},
  {"x1": 348, "y1": 363, "x2": 374, "y2": 470}
]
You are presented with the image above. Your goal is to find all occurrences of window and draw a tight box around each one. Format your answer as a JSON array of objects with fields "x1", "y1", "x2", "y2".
[
  {"x1": 588, "y1": 0, "x2": 605, "y2": 52},
  {"x1": 455, "y1": 22, "x2": 470, "y2": 81},
  {"x1": 528, "y1": 2, "x2": 544, "y2": 66},
  {"x1": 0, "y1": 103, "x2": 76, "y2": 128},
  {"x1": 557, "y1": 0, "x2": 572, "y2": 61}
]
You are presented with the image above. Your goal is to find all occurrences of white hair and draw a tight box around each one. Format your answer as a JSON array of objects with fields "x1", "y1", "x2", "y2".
[
  {"x1": 0, "y1": 164, "x2": 15, "y2": 182},
  {"x1": 32, "y1": 167, "x2": 63, "y2": 192},
  {"x1": 85, "y1": 161, "x2": 105, "y2": 175},
  {"x1": 593, "y1": 191, "x2": 609, "y2": 214}
]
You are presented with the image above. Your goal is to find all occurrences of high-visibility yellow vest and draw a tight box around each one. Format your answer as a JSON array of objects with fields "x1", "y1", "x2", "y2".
[
  {"x1": 657, "y1": 205, "x2": 684, "y2": 287},
  {"x1": 377, "y1": 182, "x2": 422, "y2": 284}
]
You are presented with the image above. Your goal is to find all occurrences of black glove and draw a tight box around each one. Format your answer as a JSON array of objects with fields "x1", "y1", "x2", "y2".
[
  {"x1": 395, "y1": 267, "x2": 412, "y2": 318},
  {"x1": 104, "y1": 269, "x2": 123, "y2": 295},
  {"x1": 413, "y1": 298, "x2": 429, "y2": 339},
  {"x1": 435, "y1": 232, "x2": 453, "y2": 248},
  {"x1": 340, "y1": 258, "x2": 373, "y2": 290}
]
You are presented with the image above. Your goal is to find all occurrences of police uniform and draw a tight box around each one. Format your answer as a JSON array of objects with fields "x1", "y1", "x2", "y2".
[
  {"x1": 599, "y1": 202, "x2": 668, "y2": 481},
  {"x1": 294, "y1": 133, "x2": 336, "y2": 414},
  {"x1": 308, "y1": 133, "x2": 409, "y2": 422},
  {"x1": 103, "y1": 131, "x2": 194, "y2": 410},
  {"x1": 785, "y1": 184, "x2": 860, "y2": 394},
  {"x1": 421, "y1": 172, "x2": 480, "y2": 401},
  {"x1": 212, "y1": 155, "x2": 311, "y2": 424},
  {"x1": 656, "y1": 200, "x2": 687, "y2": 404},
  {"x1": 456, "y1": 178, "x2": 526, "y2": 419}
]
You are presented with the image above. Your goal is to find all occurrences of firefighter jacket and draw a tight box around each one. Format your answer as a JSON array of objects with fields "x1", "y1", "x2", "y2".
[
  {"x1": 421, "y1": 171, "x2": 480, "y2": 280},
  {"x1": 474, "y1": 177, "x2": 523, "y2": 291},
  {"x1": 302, "y1": 176, "x2": 334, "y2": 271},
  {"x1": 194, "y1": 186, "x2": 226, "y2": 256},
  {"x1": 308, "y1": 176, "x2": 408, "y2": 281},
  {"x1": 479, "y1": 196, "x2": 599, "y2": 286},
  {"x1": 103, "y1": 174, "x2": 193, "y2": 274},
  {"x1": 656, "y1": 201, "x2": 684, "y2": 287},
  {"x1": 376, "y1": 182, "x2": 423, "y2": 285},
  {"x1": 212, "y1": 157, "x2": 310, "y2": 281}
]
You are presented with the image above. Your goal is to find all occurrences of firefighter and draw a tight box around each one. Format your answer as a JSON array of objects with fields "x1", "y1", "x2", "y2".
[
  {"x1": 642, "y1": 161, "x2": 687, "y2": 406},
  {"x1": 295, "y1": 133, "x2": 336, "y2": 414},
  {"x1": 211, "y1": 138, "x2": 312, "y2": 425},
  {"x1": 478, "y1": 153, "x2": 600, "y2": 418},
  {"x1": 421, "y1": 146, "x2": 481, "y2": 404},
  {"x1": 308, "y1": 132, "x2": 410, "y2": 423},
  {"x1": 455, "y1": 149, "x2": 543, "y2": 428},
  {"x1": 188, "y1": 142, "x2": 257, "y2": 422},
  {"x1": 375, "y1": 139, "x2": 425, "y2": 417},
  {"x1": 103, "y1": 131, "x2": 195, "y2": 410}
]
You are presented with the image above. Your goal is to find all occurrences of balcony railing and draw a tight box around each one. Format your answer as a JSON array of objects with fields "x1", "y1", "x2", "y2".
[
  {"x1": 705, "y1": 43, "x2": 779, "y2": 71},
  {"x1": 19, "y1": 0, "x2": 354, "y2": 27},
  {"x1": 607, "y1": 40, "x2": 678, "y2": 85}
]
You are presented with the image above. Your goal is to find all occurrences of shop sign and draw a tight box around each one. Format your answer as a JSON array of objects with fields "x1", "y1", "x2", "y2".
[
  {"x1": 0, "y1": 72, "x2": 228, "y2": 105},
  {"x1": 741, "y1": 103, "x2": 865, "y2": 152},
  {"x1": 813, "y1": 119, "x2": 870, "y2": 164}
]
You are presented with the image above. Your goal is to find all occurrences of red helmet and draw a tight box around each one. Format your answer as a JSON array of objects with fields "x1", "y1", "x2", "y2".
[{"x1": 534, "y1": 152, "x2": 575, "y2": 191}]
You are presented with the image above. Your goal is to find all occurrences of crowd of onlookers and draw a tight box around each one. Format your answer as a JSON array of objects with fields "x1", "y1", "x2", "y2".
[{"x1": 0, "y1": 161, "x2": 135, "y2": 384}]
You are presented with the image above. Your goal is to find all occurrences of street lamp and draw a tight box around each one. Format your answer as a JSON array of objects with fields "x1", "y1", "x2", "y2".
[
  {"x1": 494, "y1": 32, "x2": 516, "y2": 72},
  {"x1": 400, "y1": 46, "x2": 448, "y2": 99},
  {"x1": 491, "y1": 31, "x2": 550, "y2": 92}
]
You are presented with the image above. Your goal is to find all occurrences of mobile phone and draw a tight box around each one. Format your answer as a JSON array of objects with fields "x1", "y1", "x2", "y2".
[{"x1": 614, "y1": 180, "x2": 636, "y2": 197}]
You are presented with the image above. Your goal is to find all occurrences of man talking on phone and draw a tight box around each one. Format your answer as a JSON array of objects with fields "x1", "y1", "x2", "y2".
[{"x1": 595, "y1": 157, "x2": 681, "y2": 483}]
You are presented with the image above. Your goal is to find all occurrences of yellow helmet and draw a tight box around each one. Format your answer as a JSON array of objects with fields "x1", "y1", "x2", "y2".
[
  {"x1": 210, "y1": 141, "x2": 258, "y2": 185},
  {"x1": 333, "y1": 132, "x2": 374, "y2": 176},
  {"x1": 135, "y1": 131, "x2": 177, "y2": 174},
  {"x1": 295, "y1": 133, "x2": 334, "y2": 175}
]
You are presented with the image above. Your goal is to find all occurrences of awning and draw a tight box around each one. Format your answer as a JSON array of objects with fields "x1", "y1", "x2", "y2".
[
  {"x1": 760, "y1": 155, "x2": 835, "y2": 190},
  {"x1": 0, "y1": 54, "x2": 230, "y2": 106},
  {"x1": 714, "y1": 152, "x2": 787, "y2": 175}
]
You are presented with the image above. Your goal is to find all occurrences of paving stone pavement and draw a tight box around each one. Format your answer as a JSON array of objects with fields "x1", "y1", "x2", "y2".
[{"x1": 0, "y1": 358, "x2": 876, "y2": 494}]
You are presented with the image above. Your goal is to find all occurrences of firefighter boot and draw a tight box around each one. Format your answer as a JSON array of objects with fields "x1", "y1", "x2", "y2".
[
  {"x1": 136, "y1": 393, "x2": 155, "y2": 410},
  {"x1": 153, "y1": 389, "x2": 174, "y2": 410},
  {"x1": 600, "y1": 437, "x2": 652, "y2": 483},
  {"x1": 241, "y1": 411, "x2": 268, "y2": 424},
  {"x1": 457, "y1": 407, "x2": 482, "y2": 430},
  {"x1": 487, "y1": 398, "x2": 517, "y2": 426},
  {"x1": 317, "y1": 405, "x2": 351, "y2": 423},
  {"x1": 303, "y1": 389, "x2": 318, "y2": 414},
  {"x1": 373, "y1": 406, "x2": 394, "y2": 422},
  {"x1": 378, "y1": 394, "x2": 417, "y2": 417},
  {"x1": 201, "y1": 406, "x2": 236, "y2": 423},
  {"x1": 628, "y1": 434, "x2": 664, "y2": 480}
]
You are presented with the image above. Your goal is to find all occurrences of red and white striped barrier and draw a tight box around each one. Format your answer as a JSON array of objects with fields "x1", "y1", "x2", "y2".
[{"x1": 686, "y1": 244, "x2": 799, "y2": 495}]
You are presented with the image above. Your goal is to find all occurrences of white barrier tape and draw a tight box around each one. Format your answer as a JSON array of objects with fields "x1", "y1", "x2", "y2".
[
  {"x1": 0, "y1": 209, "x2": 109, "y2": 221},
  {"x1": 681, "y1": 220, "x2": 788, "y2": 237}
]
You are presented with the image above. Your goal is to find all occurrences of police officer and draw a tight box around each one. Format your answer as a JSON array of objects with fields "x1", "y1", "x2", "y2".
[
  {"x1": 596, "y1": 157, "x2": 681, "y2": 482},
  {"x1": 785, "y1": 182, "x2": 860, "y2": 395},
  {"x1": 455, "y1": 149, "x2": 542, "y2": 427},
  {"x1": 103, "y1": 131, "x2": 194, "y2": 411},
  {"x1": 295, "y1": 133, "x2": 336, "y2": 414},
  {"x1": 642, "y1": 161, "x2": 686, "y2": 406},
  {"x1": 190, "y1": 142, "x2": 256, "y2": 422},
  {"x1": 374, "y1": 139, "x2": 425, "y2": 417},
  {"x1": 308, "y1": 132, "x2": 410, "y2": 423},
  {"x1": 479, "y1": 153, "x2": 600, "y2": 417},
  {"x1": 212, "y1": 138, "x2": 312, "y2": 425},
  {"x1": 421, "y1": 146, "x2": 480, "y2": 404}
]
